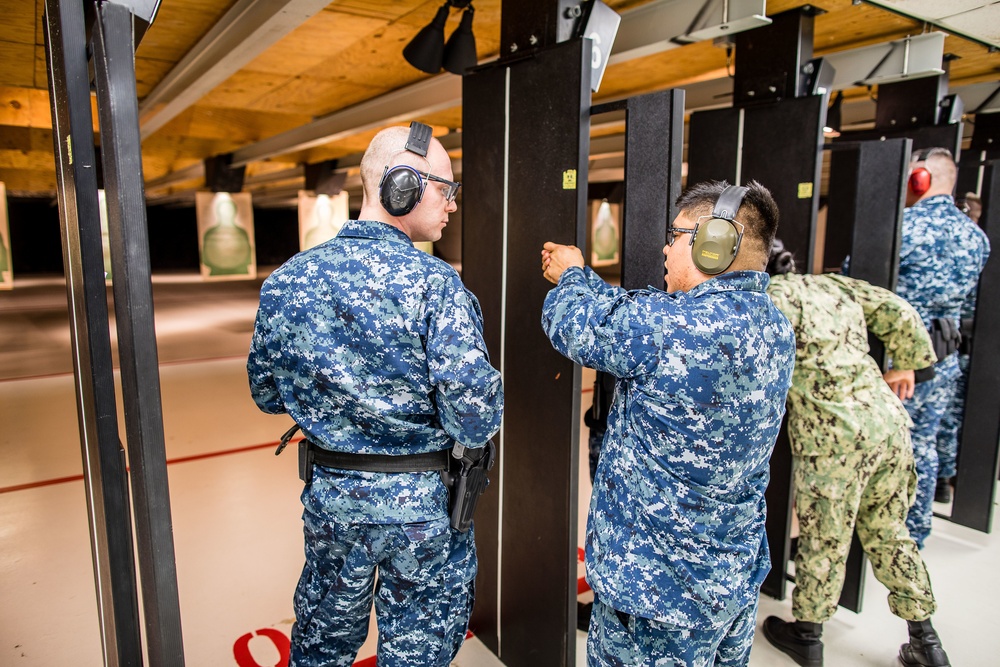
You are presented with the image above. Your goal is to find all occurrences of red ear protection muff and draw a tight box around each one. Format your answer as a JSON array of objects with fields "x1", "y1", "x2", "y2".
[{"x1": 909, "y1": 167, "x2": 931, "y2": 197}]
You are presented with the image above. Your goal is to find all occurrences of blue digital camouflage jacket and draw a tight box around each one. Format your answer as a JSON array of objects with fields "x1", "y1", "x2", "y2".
[
  {"x1": 541, "y1": 266, "x2": 795, "y2": 629},
  {"x1": 897, "y1": 194, "x2": 990, "y2": 333},
  {"x1": 248, "y1": 220, "x2": 503, "y2": 523}
]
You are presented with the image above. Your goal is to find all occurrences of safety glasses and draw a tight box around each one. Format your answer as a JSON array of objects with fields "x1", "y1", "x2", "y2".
[{"x1": 416, "y1": 170, "x2": 461, "y2": 202}]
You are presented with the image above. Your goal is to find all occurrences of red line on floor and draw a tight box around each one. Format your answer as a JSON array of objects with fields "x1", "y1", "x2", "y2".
[
  {"x1": 0, "y1": 438, "x2": 298, "y2": 495},
  {"x1": 0, "y1": 354, "x2": 250, "y2": 383}
]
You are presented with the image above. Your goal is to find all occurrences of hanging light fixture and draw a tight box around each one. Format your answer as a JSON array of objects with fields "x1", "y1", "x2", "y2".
[
  {"x1": 403, "y1": 3, "x2": 450, "y2": 73},
  {"x1": 443, "y1": 5, "x2": 477, "y2": 75},
  {"x1": 403, "y1": 1, "x2": 477, "y2": 75}
]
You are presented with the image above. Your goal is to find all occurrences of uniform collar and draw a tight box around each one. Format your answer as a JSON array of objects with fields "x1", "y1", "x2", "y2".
[
  {"x1": 687, "y1": 270, "x2": 770, "y2": 296},
  {"x1": 337, "y1": 219, "x2": 414, "y2": 246},
  {"x1": 914, "y1": 194, "x2": 954, "y2": 208}
]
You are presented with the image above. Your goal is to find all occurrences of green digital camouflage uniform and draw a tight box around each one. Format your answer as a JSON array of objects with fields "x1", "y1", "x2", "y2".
[{"x1": 767, "y1": 273, "x2": 938, "y2": 624}]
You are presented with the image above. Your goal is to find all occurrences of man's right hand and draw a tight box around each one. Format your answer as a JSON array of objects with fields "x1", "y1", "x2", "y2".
[
  {"x1": 541, "y1": 242, "x2": 584, "y2": 284},
  {"x1": 883, "y1": 368, "x2": 915, "y2": 401}
]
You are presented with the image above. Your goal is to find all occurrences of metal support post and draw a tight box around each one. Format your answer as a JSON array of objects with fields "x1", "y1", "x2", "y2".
[
  {"x1": 42, "y1": 0, "x2": 142, "y2": 664},
  {"x1": 91, "y1": 2, "x2": 185, "y2": 664}
]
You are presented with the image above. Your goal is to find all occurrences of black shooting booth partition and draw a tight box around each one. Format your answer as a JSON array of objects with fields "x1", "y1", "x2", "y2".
[
  {"x1": 461, "y1": 31, "x2": 686, "y2": 665},
  {"x1": 462, "y1": 38, "x2": 591, "y2": 667},
  {"x1": 823, "y1": 137, "x2": 912, "y2": 611},
  {"x1": 837, "y1": 117, "x2": 1000, "y2": 536},
  {"x1": 686, "y1": 92, "x2": 827, "y2": 604},
  {"x1": 952, "y1": 159, "x2": 1000, "y2": 532},
  {"x1": 44, "y1": 0, "x2": 184, "y2": 665}
]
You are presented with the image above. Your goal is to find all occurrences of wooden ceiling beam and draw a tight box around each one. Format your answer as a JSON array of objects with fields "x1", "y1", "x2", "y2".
[{"x1": 138, "y1": 0, "x2": 334, "y2": 140}]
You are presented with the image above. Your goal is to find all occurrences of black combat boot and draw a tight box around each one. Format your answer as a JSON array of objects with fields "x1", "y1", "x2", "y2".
[
  {"x1": 899, "y1": 619, "x2": 951, "y2": 666},
  {"x1": 762, "y1": 616, "x2": 823, "y2": 667}
]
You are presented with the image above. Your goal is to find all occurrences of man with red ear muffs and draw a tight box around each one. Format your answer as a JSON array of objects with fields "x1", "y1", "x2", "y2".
[{"x1": 897, "y1": 147, "x2": 990, "y2": 551}]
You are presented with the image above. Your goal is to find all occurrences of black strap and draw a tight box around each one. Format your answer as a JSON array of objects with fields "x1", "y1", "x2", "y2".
[
  {"x1": 712, "y1": 185, "x2": 748, "y2": 220},
  {"x1": 308, "y1": 440, "x2": 450, "y2": 473}
]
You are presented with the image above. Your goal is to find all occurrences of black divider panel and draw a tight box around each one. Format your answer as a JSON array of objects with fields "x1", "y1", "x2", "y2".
[
  {"x1": 838, "y1": 124, "x2": 961, "y2": 159},
  {"x1": 462, "y1": 39, "x2": 591, "y2": 666},
  {"x1": 952, "y1": 162, "x2": 1000, "y2": 531},
  {"x1": 462, "y1": 62, "x2": 508, "y2": 654},
  {"x1": 838, "y1": 123, "x2": 1000, "y2": 534},
  {"x1": 741, "y1": 95, "x2": 826, "y2": 272},
  {"x1": 593, "y1": 89, "x2": 684, "y2": 291},
  {"x1": 687, "y1": 107, "x2": 741, "y2": 187},
  {"x1": 825, "y1": 138, "x2": 910, "y2": 612},
  {"x1": 708, "y1": 95, "x2": 826, "y2": 600}
]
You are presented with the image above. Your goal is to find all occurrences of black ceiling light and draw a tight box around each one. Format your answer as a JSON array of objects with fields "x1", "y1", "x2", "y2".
[
  {"x1": 443, "y1": 5, "x2": 477, "y2": 75},
  {"x1": 403, "y1": 1, "x2": 477, "y2": 75}
]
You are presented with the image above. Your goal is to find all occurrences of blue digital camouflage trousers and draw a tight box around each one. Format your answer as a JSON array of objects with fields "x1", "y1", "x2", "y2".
[
  {"x1": 586, "y1": 597, "x2": 758, "y2": 666},
  {"x1": 791, "y1": 426, "x2": 935, "y2": 623},
  {"x1": 905, "y1": 353, "x2": 960, "y2": 548},
  {"x1": 935, "y1": 353, "x2": 969, "y2": 481},
  {"x1": 290, "y1": 514, "x2": 476, "y2": 667}
]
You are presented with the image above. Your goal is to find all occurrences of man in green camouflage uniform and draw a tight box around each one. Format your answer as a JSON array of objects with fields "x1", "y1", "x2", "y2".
[{"x1": 762, "y1": 240, "x2": 950, "y2": 667}]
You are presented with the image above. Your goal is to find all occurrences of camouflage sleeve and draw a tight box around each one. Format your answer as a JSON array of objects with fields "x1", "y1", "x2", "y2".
[
  {"x1": 541, "y1": 266, "x2": 661, "y2": 378},
  {"x1": 832, "y1": 274, "x2": 936, "y2": 370},
  {"x1": 582, "y1": 265, "x2": 628, "y2": 301},
  {"x1": 246, "y1": 289, "x2": 285, "y2": 415},
  {"x1": 426, "y1": 276, "x2": 504, "y2": 448},
  {"x1": 765, "y1": 275, "x2": 802, "y2": 331}
]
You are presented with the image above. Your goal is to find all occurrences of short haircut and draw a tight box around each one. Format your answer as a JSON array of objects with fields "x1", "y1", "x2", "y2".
[
  {"x1": 912, "y1": 146, "x2": 954, "y2": 164},
  {"x1": 912, "y1": 146, "x2": 958, "y2": 189},
  {"x1": 359, "y1": 126, "x2": 426, "y2": 202},
  {"x1": 675, "y1": 180, "x2": 780, "y2": 256}
]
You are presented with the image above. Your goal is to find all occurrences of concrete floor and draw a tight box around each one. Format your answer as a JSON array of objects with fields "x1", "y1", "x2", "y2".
[{"x1": 1, "y1": 273, "x2": 996, "y2": 666}]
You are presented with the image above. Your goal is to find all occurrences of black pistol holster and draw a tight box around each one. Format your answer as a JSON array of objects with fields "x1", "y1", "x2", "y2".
[
  {"x1": 271, "y1": 423, "x2": 314, "y2": 484},
  {"x1": 442, "y1": 440, "x2": 496, "y2": 533},
  {"x1": 930, "y1": 317, "x2": 962, "y2": 360}
]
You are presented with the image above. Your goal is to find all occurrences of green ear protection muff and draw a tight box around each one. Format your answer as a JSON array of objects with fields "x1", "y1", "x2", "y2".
[
  {"x1": 378, "y1": 121, "x2": 434, "y2": 216},
  {"x1": 690, "y1": 185, "x2": 747, "y2": 275}
]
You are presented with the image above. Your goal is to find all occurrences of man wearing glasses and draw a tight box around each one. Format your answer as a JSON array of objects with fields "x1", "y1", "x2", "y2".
[
  {"x1": 248, "y1": 123, "x2": 502, "y2": 666},
  {"x1": 540, "y1": 180, "x2": 795, "y2": 666}
]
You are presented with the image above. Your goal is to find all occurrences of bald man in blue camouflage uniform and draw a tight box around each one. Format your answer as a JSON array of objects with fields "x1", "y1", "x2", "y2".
[
  {"x1": 896, "y1": 148, "x2": 990, "y2": 549},
  {"x1": 541, "y1": 180, "x2": 795, "y2": 666},
  {"x1": 248, "y1": 124, "x2": 503, "y2": 667}
]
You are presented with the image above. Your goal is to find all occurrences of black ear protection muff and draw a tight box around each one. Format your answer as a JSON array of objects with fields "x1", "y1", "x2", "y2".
[
  {"x1": 690, "y1": 185, "x2": 748, "y2": 275},
  {"x1": 378, "y1": 121, "x2": 434, "y2": 216}
]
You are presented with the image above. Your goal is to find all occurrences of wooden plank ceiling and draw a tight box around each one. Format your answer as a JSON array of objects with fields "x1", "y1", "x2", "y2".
[{"x1": 0, "y1": 0, "x2": 997, "y2": 202}]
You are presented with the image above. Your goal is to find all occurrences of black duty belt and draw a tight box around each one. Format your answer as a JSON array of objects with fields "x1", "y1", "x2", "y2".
[{"x1": 307, "y1": 440, "x2": 450, "y2": 473}]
